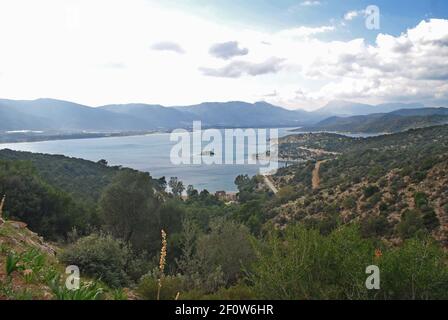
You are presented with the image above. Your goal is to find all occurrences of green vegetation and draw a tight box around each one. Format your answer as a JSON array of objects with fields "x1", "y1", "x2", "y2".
[
  {"x1": 250, "y1": 225, "x2": 448, "y2": 300},
  {"x1": 0, "y1": 149, "x2": 119, "y2": 203},
  {"x1": 0, "y1": 159, "x2": 90, "y2": 240},
  {"x1": 48, "y1": 276, "x2": 104, "y2": 300},
  {"x1": 59, "y1": 233, "x2": 133, "y2": 288},
  {"x1": 98, "y1": 170, "x2": 161, "y2": 253},
  {"x1": 1, "y1": 124, "x2": 448, "y2": 300},
  {"x1": 6, "y1": 252, "x2": 22, "y2": 276}
]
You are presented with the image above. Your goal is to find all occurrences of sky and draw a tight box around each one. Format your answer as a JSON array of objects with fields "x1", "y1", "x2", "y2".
[{"x1": 0, "y1": 0, "x2": 447, "y2": 110}]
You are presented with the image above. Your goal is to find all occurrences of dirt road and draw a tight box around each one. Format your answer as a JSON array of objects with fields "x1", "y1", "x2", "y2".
[
  {"x1": 263, "y1": 175, "x2": 279, "y2": 194},
  {"x1": 312, "y1": 160, "x2": 327, "y2": 190}
]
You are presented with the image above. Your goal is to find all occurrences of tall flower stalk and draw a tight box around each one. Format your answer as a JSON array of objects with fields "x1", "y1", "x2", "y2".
[
  {"x1": 157, "y1": 229, "x2": 167, "y2": 300},
  {"x1": 0, "y1": 195, "x2": 5, "y2": 221}
]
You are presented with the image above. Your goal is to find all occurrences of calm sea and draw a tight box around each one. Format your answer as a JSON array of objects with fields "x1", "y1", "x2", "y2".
[{"x1": 0, "y1": 129, "x2": 380, "y2": 192}]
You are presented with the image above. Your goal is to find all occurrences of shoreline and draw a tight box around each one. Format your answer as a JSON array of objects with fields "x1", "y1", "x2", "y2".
[
  {"x1": 0, "y1": 130, "x2": 166, "y2": 145},
  {"x1": 0, "y1": 125, "x2": 302, "y2": 145}
]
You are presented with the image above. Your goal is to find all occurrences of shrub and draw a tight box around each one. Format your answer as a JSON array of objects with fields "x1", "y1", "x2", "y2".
[
  {"x1": 422, "y1": 208, "x2": 439, "y2": 231},
  {"x1": 249, "y1": 224, "x2": 448, "y2": 300},
  {"x1": 125, "y1": 253, "x2": 153, "y2": 283},
  {"x1": 195, "y1": 219, "x2": 255, "y2": 286},
  {"x1": 368, "y1": 193, "x2": 382, "y2": 206},
  {"x1": 249, "y1": 225, "x2": 375, "y2": 300},
  {"x1": 175, "y1": 219, "x2": 225, "y2": 294},
  {"x1": 361, "y1": 215, "x2": 390, "y2": 238},
  {"x1": 60, "y1": 233, "x2": 131, "y2": 287},
  {"x1": 363, "y1": 185, "x2": 380, "y2": 198},
  {"x1": 342, "y1": 196, "x2": 357, "y2": 210},
  {"x1": 378, "y1": 238, "x2": 448, "y2": 299},
  {"x1": 137, "y1": 272, "x2": 185, "y2": 300},
  {"x1": 379, "y1": 202, "x2": 388, "y2": 214},
  {"x1": 276, "y1": 186, "x2": 297, "y2": 204},
  {"x1": 304, "y1": 216, "x2": 338, "y2": 236},
  {"x1": 413, "y1": 192, "x2": 428, "y2": 209},
  {"x1": 397, "y1": 210, "x2": 425, "y2": 240}
]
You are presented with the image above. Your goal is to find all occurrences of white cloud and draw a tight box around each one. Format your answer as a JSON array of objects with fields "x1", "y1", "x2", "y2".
[
  {"x1": 278, "y1": 25, "x2": 335, "y2": 38},
  {"x1": 291, "y1": 19, "x2": 448, "y2": 106},
  {"x1": 209, "y1": 41, "x2": 249, "y2": 60},
  {"x1": 200, "y1": 57, "x2": 285, "y2": 78},
  {"x1": 151, "y1": 41, "x2": 185, "y2": 54},
  {"x1": 344, "y1": 10, "x2": 361, "y2": 21},
  {"x1": 0, "y1": 0, "x2": 446, "y2": 109},
  {"x1": 300, "y1": 1, "x2": 321, "y2": 7}
]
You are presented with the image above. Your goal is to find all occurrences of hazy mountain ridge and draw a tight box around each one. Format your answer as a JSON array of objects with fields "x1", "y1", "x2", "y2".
[
  {"x1": 315, "y1": 100, "x2": 425, "y2": 116},
  {"x1": 99, "y1": 103, "x2": 195, "y2": 129},
  {"x1": 300, "y1": 108, "x2": 448, "y2": 133},
  {"x1": 0, "y1": 99, "x2": 149, "y2": 131},
  {"x1": 173, "y1": 101, "x2": 322, "y2": 127},
  {"x1": 0, "y1": 98, "x2": 322, "y2": 131},
  {"x1": 0, "y1": 98, "x2": 434, "y2": 132}
]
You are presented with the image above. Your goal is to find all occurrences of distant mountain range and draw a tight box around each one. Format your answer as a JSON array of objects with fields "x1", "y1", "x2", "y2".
[
  {"x1": 0, "y1": 98, "x2": 441, "y2": 132},
  {"x1": 315, "y1": 100, "x2": 425, "y2": 116},
  {"x1": 101, "y1": 101, "x2": 322, "y2": 129},
  {"x1": 300, "y1": 108, "x2": 448, "y2": 133}
]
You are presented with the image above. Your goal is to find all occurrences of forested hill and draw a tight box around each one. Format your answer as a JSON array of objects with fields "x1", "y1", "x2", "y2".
[
  {"x1": 0, "y1": 149, "x2": 121, "y2": 203},
  {"x1": 272, "y1": 124, "x2": 448, "y2": 246}
]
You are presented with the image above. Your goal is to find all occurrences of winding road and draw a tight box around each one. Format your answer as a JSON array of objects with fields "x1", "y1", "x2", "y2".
[{"x1": 263, "y1": 175, "x2": 279, "y2": 194}]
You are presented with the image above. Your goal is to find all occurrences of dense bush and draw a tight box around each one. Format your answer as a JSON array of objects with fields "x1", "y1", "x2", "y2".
[
  {"x1": 60, "y1": 233, "x2": 133, "y2": 288},
  {"x1": 195, "y1": 219, "x2": 255, "y2": 286},
  {"x1": 363, "y1": 185, "x2": 380, "y2": 198},
  {"x1": 378, "y1": 238, "x2": 448, "y2": 299},
  {"x1": 249, "y1": 225, "x2": 375, "y2": 299},
  {"x1": 361, "y1": 215, "x2": 390, "y2": 238},
  {"x1": 397, "y1": 210, "x2": 425, "y2": 239},
  {"x1": 137, "y1": 272, "x2": 185, "y2": 300},
  {"x1": 276, "y1": 186, "x2": 298, "y2": 204},
  {"x1": 249, "y1": 224, "x2": 448, "y2": 300}
]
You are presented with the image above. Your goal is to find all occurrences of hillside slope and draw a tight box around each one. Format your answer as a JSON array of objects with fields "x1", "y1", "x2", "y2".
[
  {"x1": 0, "y1": 218, "x2": 58, "y2": 299},
  {"x1": 272, "y1": 125, "x2": 448, "y2": 246},
  {"x1": 0, "y1": 149, "x2": 121, "y2": 203},
  {"x1": 0, "y1": 217, "x2": 137, "y2": 300}
]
